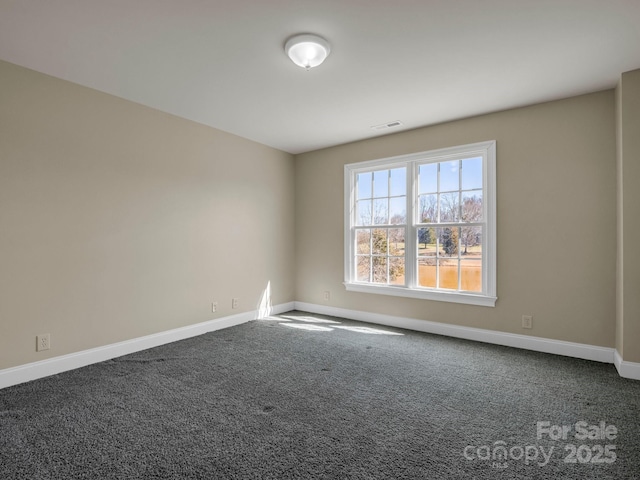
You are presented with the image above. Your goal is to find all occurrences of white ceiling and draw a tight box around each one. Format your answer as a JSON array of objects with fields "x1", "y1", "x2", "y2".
[{"x1": 1, "y1": 1, "x2": 639, "y2": 154}]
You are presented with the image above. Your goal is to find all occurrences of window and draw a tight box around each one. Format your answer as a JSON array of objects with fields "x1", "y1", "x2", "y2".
[{"x1": 344, "y1": 141, "x2": 496, "y2": 307}]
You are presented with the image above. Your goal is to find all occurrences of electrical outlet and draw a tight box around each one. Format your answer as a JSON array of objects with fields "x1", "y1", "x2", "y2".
[
  {"x1": 522, "y1": 315, "x2": 533, "y2": 329},
  {"x1": 323, "y1": 291, "x2": 330, "y2": 301},
  {"x1": 232, "y1": 298, "x2": 239, "y2": 309},
  {"x1": 211, "y1": 302, "x2": 218, "y2": 313},
  {"x1": 36, "y1": 334, "x2": 50, "y2": 352}
]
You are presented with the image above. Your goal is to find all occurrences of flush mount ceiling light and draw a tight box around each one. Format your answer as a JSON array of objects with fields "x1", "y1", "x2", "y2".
[{"x1": 284, "y1": 34, "x2": 331, "y2": 70}]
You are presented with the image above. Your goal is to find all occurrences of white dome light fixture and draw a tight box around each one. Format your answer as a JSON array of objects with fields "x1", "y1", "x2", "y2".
[{"x1": 285, "y1": 34, "x2": 331, "y2": 70}]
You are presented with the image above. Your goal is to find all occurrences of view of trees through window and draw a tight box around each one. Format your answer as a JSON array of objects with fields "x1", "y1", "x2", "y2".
[
  {"x1": 416, "y1": 157, "x2": 483, "y2": 292},
  {"x1": 354, "y1": 157, "x2": 483, "y2": 292},
  {"x1": 355, "y1": 167, "x2": 406, "y2": 285}
]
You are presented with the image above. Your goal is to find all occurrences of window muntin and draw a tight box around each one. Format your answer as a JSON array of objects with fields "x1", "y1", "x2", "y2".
[
  {"x1": 416, "y1": 157, "x2": 483, "y2": 293},
  {"x1": 354, "y1": 168, "x2": 407, "y2": 285},
  {"x1": 344, "y1": 141, "x2": 496, "y2": 307}
]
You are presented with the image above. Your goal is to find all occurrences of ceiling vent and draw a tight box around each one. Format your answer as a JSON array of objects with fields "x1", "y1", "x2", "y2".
[{"x1": 370, "y1": 120, "x2": 403, "y2": 131}]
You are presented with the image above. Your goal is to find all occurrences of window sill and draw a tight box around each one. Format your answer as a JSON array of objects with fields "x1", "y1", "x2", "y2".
[{"x1": 344, "y1": 282, "x2": 497, "y2": 307}]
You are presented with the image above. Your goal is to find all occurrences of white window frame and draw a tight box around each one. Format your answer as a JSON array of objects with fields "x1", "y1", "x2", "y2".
[{"x1": 344, "y1": 140, "x2": 497, "y2": 307}]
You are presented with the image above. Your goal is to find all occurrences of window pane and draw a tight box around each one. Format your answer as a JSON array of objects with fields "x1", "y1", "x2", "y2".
[
  {"x1": 417, "y1": 227, "x2": 436, "y2": 256},
  {"x1": 461, "y1": 226, "x2": 482, "y2": 257},
  {"x1": 357, "y1": 229, "x2": 371, "y2": 254},
  {"x1": 461, "y1": 259, "x2": 482, "y2": 292},
  {"x1": 438, "y1": 227, "x2": 459, "y2": 258},
  {"x1": 419, "y1": 194, "x2": 437, "y2": 223},
  {"x1": 372, "y1": 256, "x2": 387, "y2": 283},
  {"x1": 389, "y1": 257, "x2": 405, "y2": 285},
  {"x1": 438, "y1": 258, "x2": 459, "y2": 290},
  {"x1": 462, "y1": 157, "x2": 482, "y2": 190},
  {"x1": 440, "y1": 192, "x2": 459, "y2": 222},
  {"x1": 440, "y1": 160, "x2": 459, "y2": 192},
  {"x1": 461, "y1": 191, "x2": 482, "y2": 222},
  {"x1": 373, "y1": 198, "x2": 388, "y2": 224},
  {"x1": 372, "y1": 229, "x2": 388, "y2": 255},
  {"x1": 347, "y1": 141, "x2": 494, "y2": 301},
  {"x1": 357, "y1": 172, "x2": 372, "y2": 199},
  {"x1": 388, "y1": 228, "x2": 405, "y2": 256},
  {"x1": 357, "y1": 256, "x2": 371, "y2": 282},
  {"x1": 373, "y1": 170, "x2": 388, "y2": 198},
  {"x1": 390, "y1": 168, "x2": 406, "y2": 196},
  {"x1": 390, "y1": 197, "x2": 406, "y2": 224},
  {"x1": 419, "y1": 163, "x2": 437, "y2": 193},
  {"x1": 356, "y1": 200, "x2": 372, "y2": 226},
  {"x1": 418, "y1": 258, "x2": 436, "y2": 288}
]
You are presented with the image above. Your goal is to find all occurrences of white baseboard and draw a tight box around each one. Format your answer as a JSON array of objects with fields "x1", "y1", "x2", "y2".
[
  {"x1": 614, "y1": 350, "x2": 640, "y2": 381},
  {"x1": 4, "y1": 301, "x2": 637, "y2": 389},
  {"x1": 0, "y1": 302, "x2": 295, "y2": 390},
  {"x1": 294, "y1": 302, "x2": 616, "y2": 365}
]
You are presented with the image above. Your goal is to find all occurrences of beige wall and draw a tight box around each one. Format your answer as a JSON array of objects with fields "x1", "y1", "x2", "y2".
[
  {"x1": 615, "y1": 83, "x2": 624, "y2": 356},
  {"x1": 0, "y1": 60, "x2": 296, "y2": 369},
  {"x1": 0, "y1": 57, "x2": 628, "y2": 373},
  {"x1": 295, "y1": 91, "x2": 616, "y2": 347},
  {"x1": 618, "y1": 69, "x2": 640, "y2": 363}
]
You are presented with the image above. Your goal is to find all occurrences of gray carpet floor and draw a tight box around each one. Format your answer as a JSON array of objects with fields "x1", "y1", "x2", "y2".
[{"x1": 1, "y1": 311, "x2": 639, "y2": 479}]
